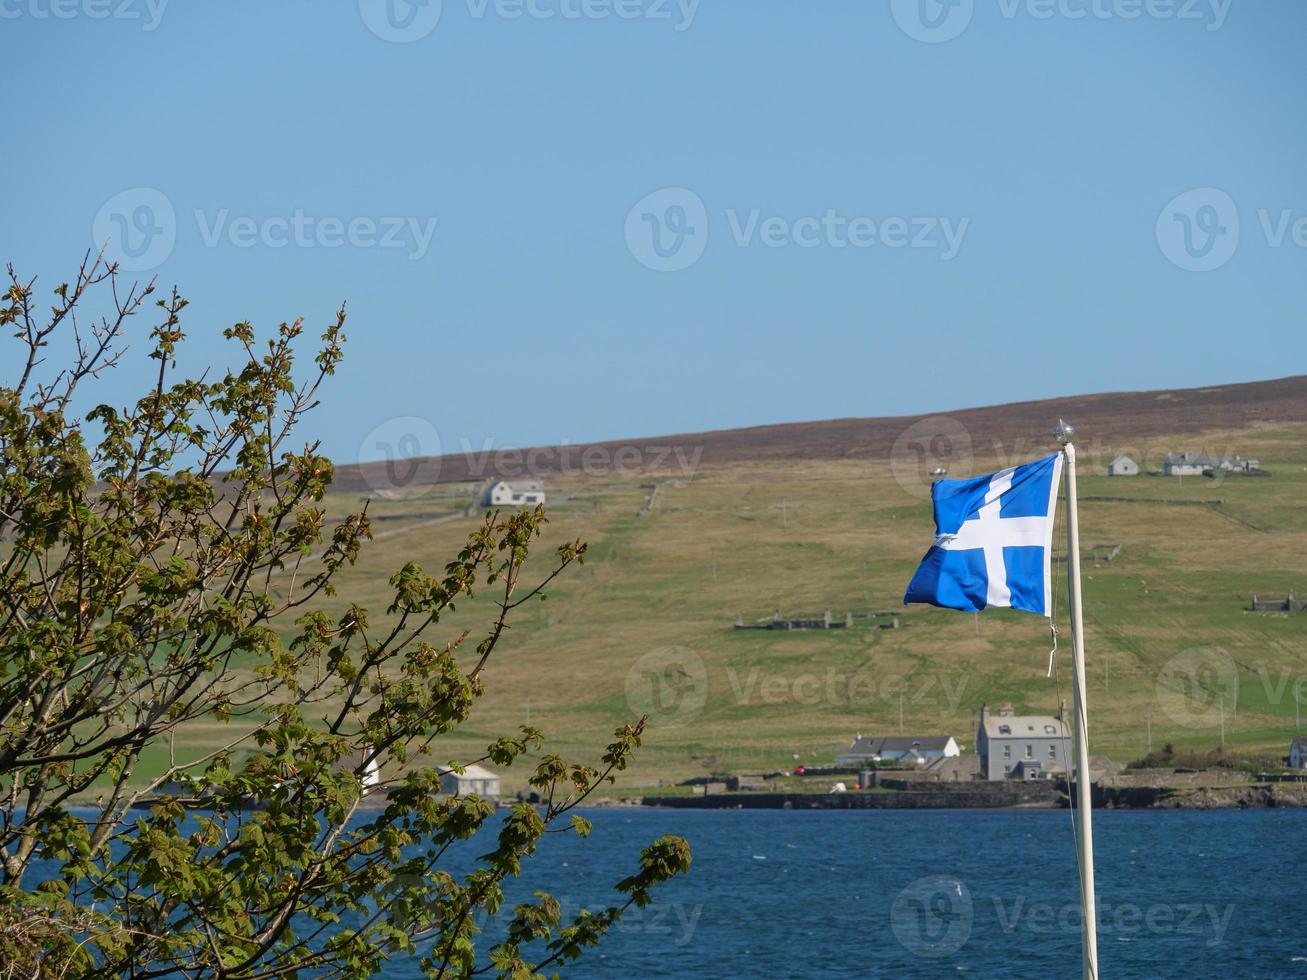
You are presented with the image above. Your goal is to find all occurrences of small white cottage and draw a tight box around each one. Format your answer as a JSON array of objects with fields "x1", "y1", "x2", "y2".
[
  {"x1": 484, "y1": 480, "x2": 545, "y2": 507},
  {"x1": 438, "y1": 764, "x2": 501, "y2": 799},
  {"x1": 1107, "y1": 454, "x2": 1139, "y2": 477}
]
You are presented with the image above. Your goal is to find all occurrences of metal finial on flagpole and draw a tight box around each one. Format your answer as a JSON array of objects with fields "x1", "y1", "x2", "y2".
[{"x1": 1057, "y1": 420, "x2": 1099, "y2": 980}]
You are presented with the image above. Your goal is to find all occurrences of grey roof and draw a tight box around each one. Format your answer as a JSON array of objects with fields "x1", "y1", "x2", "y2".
[
  {"x1": 438, "y1": 763, "x2": 499, "y2": 781},
  {"x1": 1164, "y1": 452, "x2": 1219, "y2": 466},
  {"x1": 982, "y1": 715, "x2": 1069, "y2": 739},
  {"x1": 841, "y1": 735, "x2": 954, "y2": 755},
  {"x1": 495, "y1": 480, "x2": 543, "y2": 493}
]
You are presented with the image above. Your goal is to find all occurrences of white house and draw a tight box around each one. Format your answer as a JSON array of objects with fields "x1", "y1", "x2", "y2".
[
  {"x1": 1163, "y1": 452, "x2": 1217, "y2": 476},
  {"x1": 1164, "y1": 453, "x2": 1260, "y2": 477},
  {"x1": 484, "y1": 480, "x2": 545, "y2": 507},
  {"x1": 438, "y1": 763, "x2": 501, "y2": 799},
  {"x1": 1107, "y1": 454, "x2": 1139, "y2": 476},
  {"x1": 1290, "y1": 737, "x2": 1307, "y2": 770},
  {"x1": 836, "y1": 735, "x2": 960, "y2": 767}
]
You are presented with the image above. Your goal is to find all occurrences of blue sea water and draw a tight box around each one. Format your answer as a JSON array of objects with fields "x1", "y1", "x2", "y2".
[
  {"x1": 29, "y1": 807, "x2": 1307, "y2": 977},
  {"x1": 418, "y1": 807, "x2": 1307, "y2": 979}
]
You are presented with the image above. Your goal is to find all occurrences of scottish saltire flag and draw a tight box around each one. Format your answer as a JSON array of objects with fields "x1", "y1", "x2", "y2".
[{"x1": 903, "y1": 453, "x2": 1064, "y2": 617}]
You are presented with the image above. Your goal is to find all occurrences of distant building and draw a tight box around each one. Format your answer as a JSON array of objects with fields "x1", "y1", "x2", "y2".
[
  {"x1": 1163, "y1": 452, "x2": 1218, "y2": 476},
  {"x1": 438, "y1": 764, "x2": 501, "y2": 799},
  {"x1": 484, "y1": 480, "x2": 545, "y2": 507},
  {"x1": 977, "y1": 703, "x2": 1070, "y2": 781},
  {"x1": 1252, "y1": 592, "x2": 1304, "y2": 613},
  {"x1": 1163, "y1": 452, "x2": 1260, "y2": 477},
  {"x1": 332, "y1": 747, "x2": 381, "y2": 794},
  {"x1": 1107, "y1": 454, "x2": 1139, "y2": 477},
  {"x1": 836, "y1": 735, "x2": 960, "y2": 767},
  {"x1": 1291, "y1": 738, "x2": 1307, "y2": 770}
]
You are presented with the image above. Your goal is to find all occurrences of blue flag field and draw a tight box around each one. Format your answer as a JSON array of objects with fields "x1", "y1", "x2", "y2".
[{"x1": 903, "y1": 452, "x2": 1064, "y2": 617}]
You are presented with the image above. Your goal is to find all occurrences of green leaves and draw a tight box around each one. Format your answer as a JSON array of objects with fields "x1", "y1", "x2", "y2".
[
  {"x1": 568, "y1": 815, "x2": 592, "y2": 839},
  {"x1": 0, "y1": 262, "x2": 689, "y2": 978}
]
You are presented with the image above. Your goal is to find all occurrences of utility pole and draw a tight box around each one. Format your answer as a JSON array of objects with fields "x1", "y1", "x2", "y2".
[
  {"x1": 1104, "y1": 651, "x2": 1110, "y2": 693},
  {"x1": 1146, "y1": 712, "x2": 1152, "y2": 753},
  {"x1": 781, "y1": 498, "x2": 788, "y2": 529},
  {"x1": 898, "y1": 691, "x2": 904, "y2": 735},
  {"x1": 1220, "y1": 697, "x2": 1226, "y2": 748}
]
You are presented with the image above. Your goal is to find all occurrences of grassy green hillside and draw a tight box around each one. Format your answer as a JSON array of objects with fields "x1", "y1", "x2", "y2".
[{"x1": 249, "y1": 419, "x2": 1306, "y2": 791}]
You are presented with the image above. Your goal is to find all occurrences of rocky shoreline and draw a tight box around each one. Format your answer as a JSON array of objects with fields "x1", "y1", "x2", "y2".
[{"x1": 604, "y1": 773, "x2": 1307, "y2": 811}]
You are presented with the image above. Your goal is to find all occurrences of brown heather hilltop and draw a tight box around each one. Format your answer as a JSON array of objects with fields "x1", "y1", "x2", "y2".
[{"x1": 330, "y1": 374, "x2": 1307, "y2": 493}]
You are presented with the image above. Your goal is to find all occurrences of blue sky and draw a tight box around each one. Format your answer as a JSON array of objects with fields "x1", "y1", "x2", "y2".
[{"x1": 3, "y1": 0, "x2": 1303, "y2": 466}]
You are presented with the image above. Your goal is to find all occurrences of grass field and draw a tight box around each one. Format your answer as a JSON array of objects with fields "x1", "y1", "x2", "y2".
[{"x1": 190, "y1": 417, "x2": 1306, "y2": 793}]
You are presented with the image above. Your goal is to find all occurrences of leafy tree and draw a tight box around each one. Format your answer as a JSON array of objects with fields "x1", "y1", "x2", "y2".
[{"x1": 0, "y1": 255, "x2": 689, "y2": 977}]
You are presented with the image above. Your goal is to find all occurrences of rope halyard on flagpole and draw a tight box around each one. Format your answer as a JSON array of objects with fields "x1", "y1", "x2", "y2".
[{"x1": 1047, "y1": 623, "x2": 1058, "y2": 678}]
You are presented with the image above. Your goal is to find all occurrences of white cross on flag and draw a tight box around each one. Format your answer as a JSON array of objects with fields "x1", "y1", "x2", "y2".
[{"x1": 903, "y1": 453, "x2": 1064, "y2": 617}]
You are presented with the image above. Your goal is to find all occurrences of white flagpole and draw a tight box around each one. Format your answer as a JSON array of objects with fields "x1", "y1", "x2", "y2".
[{"x1": 1057, "y1": 420, "x2": 1099, "y2": 980}]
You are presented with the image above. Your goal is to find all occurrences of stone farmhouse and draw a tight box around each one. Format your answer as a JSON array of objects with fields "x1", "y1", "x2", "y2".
[{"x1": 977, "y1": 703, "x2": 1071, "y2": 780}]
